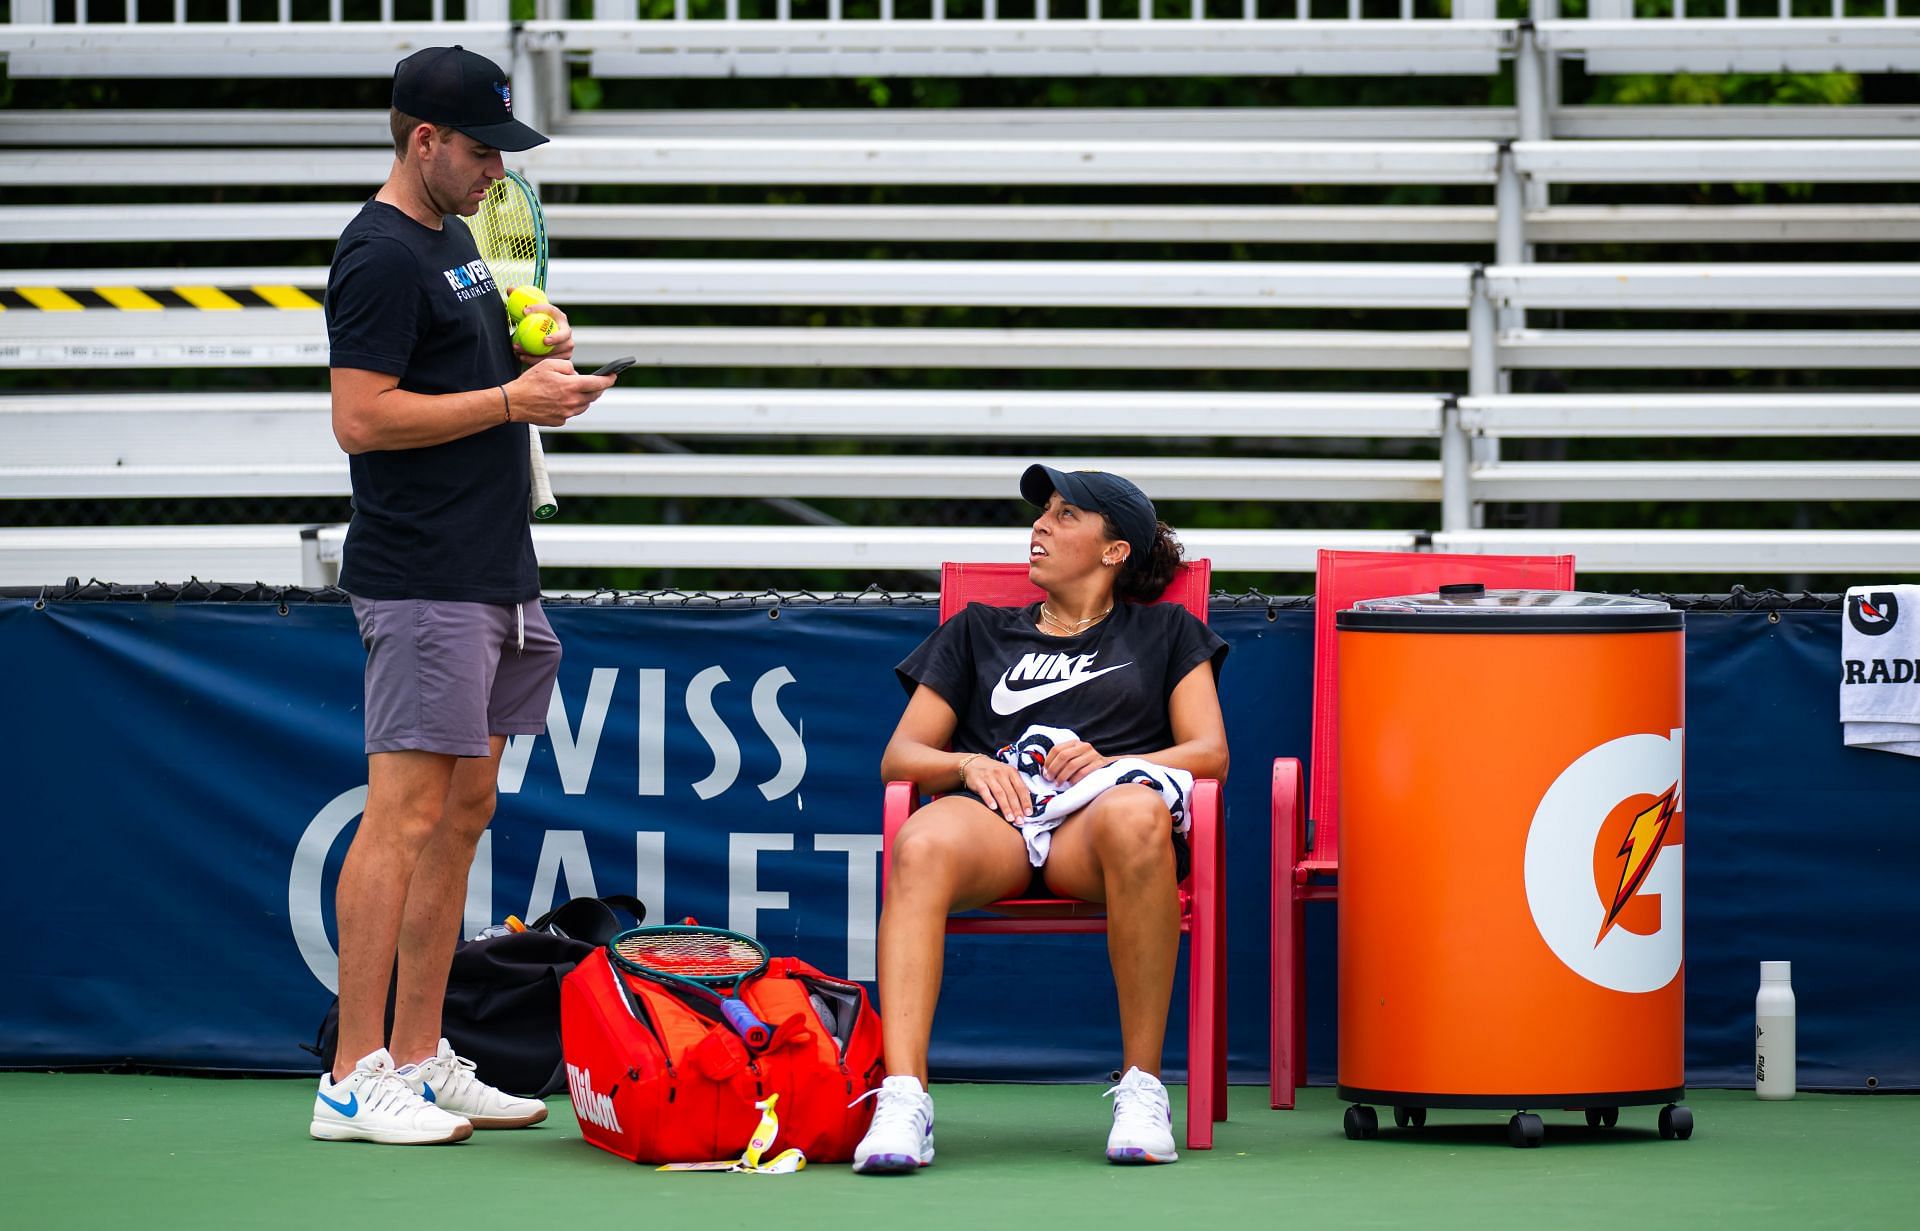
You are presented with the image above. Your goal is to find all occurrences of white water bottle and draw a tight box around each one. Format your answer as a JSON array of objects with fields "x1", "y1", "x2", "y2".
[{"x1": 1755, "y1": 961, "x2": 1796, "y2": 1100}]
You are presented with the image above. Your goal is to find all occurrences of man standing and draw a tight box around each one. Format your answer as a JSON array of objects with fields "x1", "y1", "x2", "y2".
[{"x1": 314, "y1": 45, "x2": 616, "y2": 1145}]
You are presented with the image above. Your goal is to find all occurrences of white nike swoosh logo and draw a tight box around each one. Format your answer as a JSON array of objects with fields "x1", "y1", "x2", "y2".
[{"x1": 990, "y1": 663, "x2": 1132, "y2": 716}]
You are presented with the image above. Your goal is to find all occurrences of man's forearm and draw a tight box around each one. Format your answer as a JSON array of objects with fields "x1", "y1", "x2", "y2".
[{"x1": 333, "y1": 382, "x2": 511, "y2": 454}]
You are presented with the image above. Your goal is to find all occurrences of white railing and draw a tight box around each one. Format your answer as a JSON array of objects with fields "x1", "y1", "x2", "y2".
[
  {"x1": 4, "y1": 0, "x2": 508, "y2": 22},
  {"x1": 554, "y1": 1, "x2": 1500, "y2": 19},
  {"x1": 1578, "y1": 1, "x2": 1917, "y2": 19},
  {"x1": 1537, "y1": 18, "x2": 1920, "y2": 73}
]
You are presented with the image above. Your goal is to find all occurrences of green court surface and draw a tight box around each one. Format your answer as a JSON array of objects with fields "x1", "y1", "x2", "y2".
[{"x1": 5, "y1": 1077, "x2": 1914, "y2": 1230}]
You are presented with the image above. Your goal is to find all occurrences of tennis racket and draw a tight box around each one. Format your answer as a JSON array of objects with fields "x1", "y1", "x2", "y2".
[
  {"x1": 462, "y1": 168, "x2": 557, "y2": 521},
  {"x1": 609, "y1": 925, "x2": 774, "y2": 1050}
]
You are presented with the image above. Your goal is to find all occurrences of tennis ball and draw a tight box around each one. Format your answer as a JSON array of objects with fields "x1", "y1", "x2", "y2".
[
  {"x1": 512, "y1": 312, "x2": 556, "y2": 356},
  {"x1": 505, "y1": 285, "x2": 549, "y2": 325}
]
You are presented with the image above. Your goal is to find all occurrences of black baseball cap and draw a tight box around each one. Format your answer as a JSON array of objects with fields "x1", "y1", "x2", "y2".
[
  {"x1": 392, "y1": 45, "x2": 549, "y2": 152},
  {"x1": 1020, "y1": 464, "x2": 1157, "y2": 567}
]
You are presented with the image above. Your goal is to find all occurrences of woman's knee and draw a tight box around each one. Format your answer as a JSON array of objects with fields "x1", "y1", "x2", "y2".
[
  {"x1": 1090, "y1": 788, "x2": 1175, "y2": 869},
  {"x1": 888, "y1": 816, "x2": 966, "y2": 887}
]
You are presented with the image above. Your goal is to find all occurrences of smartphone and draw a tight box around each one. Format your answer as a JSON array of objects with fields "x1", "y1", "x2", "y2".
[{"x1": 590, "y1": 356, "x2": 636, "y2": 379}]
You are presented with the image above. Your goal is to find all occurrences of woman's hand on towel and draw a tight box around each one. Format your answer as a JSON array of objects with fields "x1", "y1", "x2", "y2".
[
  {"x1": 963, "y1": 754, "x2": 1034, "y2": 822},
  {"x1": 1041, "y1": 739, "x2": 1111, "y2": 788}
]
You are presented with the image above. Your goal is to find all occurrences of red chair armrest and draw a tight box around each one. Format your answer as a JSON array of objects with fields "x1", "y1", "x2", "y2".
[
  {"x1": 882, "y1": 780, "x2": 920, "y2": 899},
  {"x1": 1188, "y1": 777, "x2": 1222, "y2": 890},
  {"x1": 1271, "y1": 757, "x2": 1305, "y2": 867}
]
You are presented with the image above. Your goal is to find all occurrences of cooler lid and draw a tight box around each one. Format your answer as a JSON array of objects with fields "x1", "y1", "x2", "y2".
[{"x1": 1337, "y1": 583, "x2": 1681, "y2": 633}]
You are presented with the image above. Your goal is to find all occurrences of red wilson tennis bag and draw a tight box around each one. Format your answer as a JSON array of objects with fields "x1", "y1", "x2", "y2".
[{"x1": 561, "y1": 950, "x2": 884, "y2": 1164}]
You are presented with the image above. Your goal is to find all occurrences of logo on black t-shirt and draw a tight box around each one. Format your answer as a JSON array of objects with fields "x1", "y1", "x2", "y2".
[
  {"x1": 989, "y1": 650, "x2": 1133, "y2": 716},
  {"x1": 441, "y1": 258, "x2": 498, "y2": 303}
]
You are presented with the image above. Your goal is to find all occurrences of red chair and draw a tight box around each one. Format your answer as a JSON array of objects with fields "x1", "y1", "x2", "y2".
[
  {"x1": 1270, "y1": 549, "x2": 1575, "y2": 1110},
  {"x1": 882, "y1": 559, "x2": 1227, "y2": 1150}
]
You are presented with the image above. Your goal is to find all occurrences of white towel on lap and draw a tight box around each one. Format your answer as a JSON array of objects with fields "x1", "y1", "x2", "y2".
[
  {"x1": 991, "y1": 723, "x2": 1194, "y2": 868},
  {"x1": 1840, "y1": 584, "x2": 1920, "y2": 759}
]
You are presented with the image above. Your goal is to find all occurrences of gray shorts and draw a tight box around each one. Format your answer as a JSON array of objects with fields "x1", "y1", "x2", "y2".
[{"x1": 349, "y1": 596, "x2": 562, "y2": 758}]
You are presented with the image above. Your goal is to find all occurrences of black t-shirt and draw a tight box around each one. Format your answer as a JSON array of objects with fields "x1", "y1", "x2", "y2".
[
  {"x1": 326, "y1": 200, "x2": 536, "y2": 603},
  {"x1": 895, "y1": 601, "x2": 1228, "y2": 758}
]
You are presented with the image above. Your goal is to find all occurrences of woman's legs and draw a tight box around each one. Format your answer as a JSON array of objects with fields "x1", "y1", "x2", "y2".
[
  {"x1": 878, "y1": 797, "x2": 1032, "y2": 1084},
  {"x1": 1038, "y1": 785, "x2": 1180, "y2": 1077}
]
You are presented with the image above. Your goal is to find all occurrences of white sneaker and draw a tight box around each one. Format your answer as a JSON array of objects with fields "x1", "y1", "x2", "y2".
[
  {"x1": 400, "y1": 1039, "x2": 549, "y2": 1129},
  {"x1": 310, "y1": 1047, "x2": 473, "y2": 1145},
  {"x1": 1104, "y1": 1066, "x2": 1178, "y2": 1164},
  {"x1": 851, "y1": 1075, "x2": 936, "y2": 1174}
]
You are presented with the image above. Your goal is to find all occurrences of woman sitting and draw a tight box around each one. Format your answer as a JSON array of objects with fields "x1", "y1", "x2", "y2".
[{"x1": 853, "y1": 465, "x2": 1229, "y2": 1173}]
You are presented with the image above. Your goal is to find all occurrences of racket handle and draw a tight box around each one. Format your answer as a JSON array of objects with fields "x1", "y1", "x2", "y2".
[
  {"x1": 722, "y1": 999, "x2": 773, "y2": 1050},
  {"x1": 528, "y1": 426, "x2": 557, "y2": 520}
]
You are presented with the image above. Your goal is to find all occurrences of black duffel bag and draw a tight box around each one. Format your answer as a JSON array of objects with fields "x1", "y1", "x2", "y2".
[{"x1": 305, "y1": 894, "x2": 646, "y2": 1098}]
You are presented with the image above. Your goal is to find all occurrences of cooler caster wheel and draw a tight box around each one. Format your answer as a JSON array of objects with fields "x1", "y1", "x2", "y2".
[
  {"x1": 1507, "y1": 1112, "x2": 1545, "y2": 1148},
  {"x1": 1585, "y1": 1107, "x2": 1619, "y2": 1129},
  {"x1": 1659, "y1": 1104, "x2": 1693, "y2": 1141},
  {"x1": 1344, "y1": 1105, "x2": 1379, "y2": 1140},
  {"x1": 1394, "y1": 1106, "x2": 1427, "y2": 1129}
]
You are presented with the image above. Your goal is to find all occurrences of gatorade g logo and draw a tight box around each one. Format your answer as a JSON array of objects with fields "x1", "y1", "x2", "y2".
[
  {"x1": 1523, "y1": 730, "x2": 1684, "y2": 994},
  {"x1": 1848, "y1": 592, "x2": 1900, "y2": 637}
]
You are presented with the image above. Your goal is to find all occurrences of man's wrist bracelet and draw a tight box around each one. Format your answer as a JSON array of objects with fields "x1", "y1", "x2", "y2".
[{"x1": 500, "y1": 385, "x2": 511, "y2": 423}]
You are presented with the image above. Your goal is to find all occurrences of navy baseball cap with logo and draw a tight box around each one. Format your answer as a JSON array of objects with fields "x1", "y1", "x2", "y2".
[
  {"x1": 392, "y1": 45, "x2": 548, "y2": 152},
  {"x1": 1020, "y1": 463, "x2": 1158, "y2": 566}
]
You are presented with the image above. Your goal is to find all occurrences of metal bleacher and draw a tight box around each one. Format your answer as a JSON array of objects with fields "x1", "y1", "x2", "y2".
[{"x1": 3, "y1": 2, "x2": 1919, "y2": 586}]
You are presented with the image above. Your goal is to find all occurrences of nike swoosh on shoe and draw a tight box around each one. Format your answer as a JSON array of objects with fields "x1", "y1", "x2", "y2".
[{"x1": 316, "y1": 1090, "x2": 358, "y2": 1117}]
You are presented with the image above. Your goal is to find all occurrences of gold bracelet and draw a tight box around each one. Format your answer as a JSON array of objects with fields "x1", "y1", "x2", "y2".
[{"x1": 955, "y1": 753, "x2": 981, "y2": 784}]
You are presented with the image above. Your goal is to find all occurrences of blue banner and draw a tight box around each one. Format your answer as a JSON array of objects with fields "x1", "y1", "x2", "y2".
[{"x1": 0, "y1": 599, "x2": 1913, "y2": 1089}]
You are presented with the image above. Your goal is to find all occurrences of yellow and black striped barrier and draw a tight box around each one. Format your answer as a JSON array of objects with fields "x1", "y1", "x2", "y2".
[{"x1": 0, "y1": 285, "x2": 321, "y2": 311}]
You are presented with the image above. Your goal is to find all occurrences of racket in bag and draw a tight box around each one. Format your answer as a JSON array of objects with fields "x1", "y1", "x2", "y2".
[{"x1": 561, "y1": 946, "x2": 884, "y2": 1164}]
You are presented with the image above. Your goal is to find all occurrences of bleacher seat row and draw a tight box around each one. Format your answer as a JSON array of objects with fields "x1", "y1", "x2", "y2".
[{"x1": 3, "y1": 6, "x2": 1918, "y2": 584}]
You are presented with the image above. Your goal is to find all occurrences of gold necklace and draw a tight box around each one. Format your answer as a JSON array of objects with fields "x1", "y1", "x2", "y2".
[{"x1": 1039, "y1": 602, "x2": 1113, "y2": 635}]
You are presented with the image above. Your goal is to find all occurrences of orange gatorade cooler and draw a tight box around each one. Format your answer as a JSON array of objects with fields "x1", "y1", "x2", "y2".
[{"x1": 1335, "y1": 584, "x2": 1693, "y2": 1148}]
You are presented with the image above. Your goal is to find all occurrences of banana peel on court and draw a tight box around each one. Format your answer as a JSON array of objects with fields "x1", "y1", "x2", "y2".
[{"x1": 656, "y1": 1093, "x2": 807, "y2": 1174}]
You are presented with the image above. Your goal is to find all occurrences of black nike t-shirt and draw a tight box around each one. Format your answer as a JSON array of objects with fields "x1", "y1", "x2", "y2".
[
  {"x1": 325, "y1": 200, "x2": 536, "y2": 603},
  {"x1": 895, "y1": 601, "x2": 1228, "y2": 758}
]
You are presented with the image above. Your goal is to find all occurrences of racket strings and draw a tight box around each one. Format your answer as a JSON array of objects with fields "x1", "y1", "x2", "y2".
[
  {"x1": 613, "y1": 933, "x2": 762, "y2": 980},
  {"x1": 466, "y1": 177, "x2": 541, "y2": 297}
]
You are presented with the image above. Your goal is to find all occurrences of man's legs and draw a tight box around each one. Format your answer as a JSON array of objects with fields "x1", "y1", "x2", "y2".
[
  {"x1": 332, "y1": 748, "x2": 460, "y2": 1079},
  {"x1": 314, "y1": 745, "x2": 474, "y2": 1144},
  {"x1": 390, "y1": 736, "x2": 505, "y2": 1066}
]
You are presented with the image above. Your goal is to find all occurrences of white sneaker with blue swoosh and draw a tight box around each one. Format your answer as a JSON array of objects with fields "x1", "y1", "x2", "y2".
[
  {"x1": 400, "y1": 1039, "x2": 548, "y2": 1129},
  {"x1": 310, "y1": 1047, "x2": 472, "y2": 1145}
]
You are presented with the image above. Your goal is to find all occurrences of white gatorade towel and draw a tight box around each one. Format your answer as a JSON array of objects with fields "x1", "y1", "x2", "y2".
[
  {"x1": 1840, "y1": 584, "x2": 1920, "y2": 758},
  {"x1": 993, "y1": 724, "x2": 1193, "y2": 867}
]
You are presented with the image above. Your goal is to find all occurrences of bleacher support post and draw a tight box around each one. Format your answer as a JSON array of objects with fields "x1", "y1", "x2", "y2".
[
  {"x1": 1514, "y1": 18, "x2": 1552, "y2": 212},
  {"x1": 1533, "y1": 0, "x2": 1562, "y2": 133},
  {"x1": 1495, "y1": 145, "x2": 1527, "y2": 335},
  {"x1": 1441, "y1": 395, "x2": 1473, "y2": 536},
  {"x1": 1463, "y1": 269, "x2": 1500, "y2": 532},
  {"x1": 510, "y1": 30, "x2": 555, "y2": 140}
]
